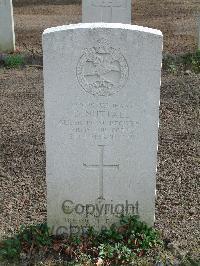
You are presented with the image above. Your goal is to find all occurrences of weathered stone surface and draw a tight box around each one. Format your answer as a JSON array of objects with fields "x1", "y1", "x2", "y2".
[
  {"x1": 43, "y1": 23, "x2": 163, "y2": 235},
  {"x1": 198, "y1": 15, "x2": 200, "y2": 49},
  {"x1": 82, "y1": 0, "x2": 132, "y2": 24},
  {"x1": 0, "y1": 0, "x2": 15, "y2": 52}
]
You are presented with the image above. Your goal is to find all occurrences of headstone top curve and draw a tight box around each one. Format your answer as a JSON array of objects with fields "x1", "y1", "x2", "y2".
[{"x1": 43, "y1": 23, "x2": 163, "y2": 37}]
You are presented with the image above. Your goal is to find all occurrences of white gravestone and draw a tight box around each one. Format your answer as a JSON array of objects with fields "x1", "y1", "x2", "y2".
[
  {"x1": 82, "y1": 0, "x2": 131, "y2": 24},
  {"x1": 43, "y1": 23, "x2": 163, "y2": 235},
  {"x1": 0, "y1": 0, "x2": 15, "y2": 52},
  {"x1": 198, "y1": 15, "x2": 200, "y2": 50}
]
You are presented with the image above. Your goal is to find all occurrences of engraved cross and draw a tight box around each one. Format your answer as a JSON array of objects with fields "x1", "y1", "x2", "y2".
[
  {"x1": 92, "y1": 0, "x2": 125, "y2": 22},
  {"x1": 83, "y1": 145, "x2": 119, "y2": 199}
]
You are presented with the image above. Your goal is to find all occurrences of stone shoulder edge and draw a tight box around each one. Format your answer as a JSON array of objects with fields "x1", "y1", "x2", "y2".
[{"x1": 43, "y1": 23, "x2": 163, "y2": 38}]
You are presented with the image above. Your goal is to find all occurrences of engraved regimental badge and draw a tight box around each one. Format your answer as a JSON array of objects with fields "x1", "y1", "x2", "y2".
[{"x1": 77, "y1": 39, "x2": 129, "y2": 97}]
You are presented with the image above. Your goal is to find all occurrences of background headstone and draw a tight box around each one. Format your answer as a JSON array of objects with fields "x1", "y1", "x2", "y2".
[
  {"x1": 43, "y1": 23, "x2": 163, "y2": 235},
  {"x1": 198, "y1": 15, "x2": 200, "y2": 50},
  {"x1": 0, "y1": 0, "x2": 15, "y2": 52},
  {"x1": 82, "y1": 0, "x2": 132, "y2": 24}
]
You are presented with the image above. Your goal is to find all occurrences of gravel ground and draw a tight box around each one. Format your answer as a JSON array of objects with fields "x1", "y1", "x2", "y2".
[
  {"x1": 0, "y1": 68, "x2": 46, "y2": 238},
  {"x1": 13, "y1": 0, "x2": 200, "y2": 54},
  {"x1": 0, "y1": 67, "x2": 199, "y2": 259},
  {"x1": 156, "y1": 72, "x2": 200, "y2": 257}
]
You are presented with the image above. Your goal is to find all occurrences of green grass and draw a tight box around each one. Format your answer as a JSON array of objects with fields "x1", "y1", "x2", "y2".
[
  {"x1": 4, "y1": 54, "x2": 25, "y2": 68},
  {"x1": 0, "y1": 218, "x2": 199, "y2": 265},
  {"x1": 0, "y1": 216, "x2": 162, "y2": 265},
  {"x1": 0, "y1": 223, "x2": 51, "y2": 262},
  {"x1": 163, "y1": 50, "x2": 200, "y2": 74}
]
